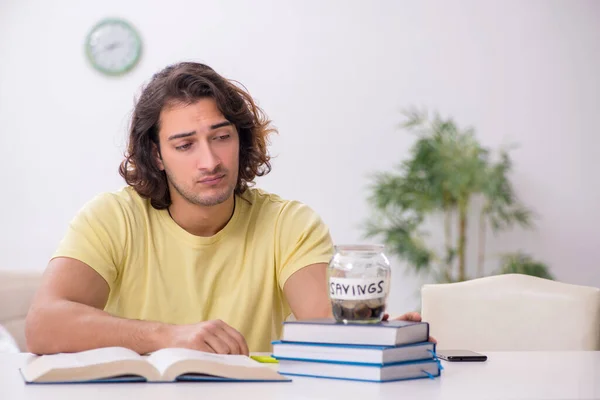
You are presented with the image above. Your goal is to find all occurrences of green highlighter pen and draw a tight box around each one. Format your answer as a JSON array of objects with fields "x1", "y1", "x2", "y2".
[{"x1": 250, "y1": 355, "x2": 279, "y2": 364}]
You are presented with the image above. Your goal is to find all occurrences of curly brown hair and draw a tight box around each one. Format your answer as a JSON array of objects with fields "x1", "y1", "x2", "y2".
[{"x1": 119, "y1": 62, "x2": 275, "y2": 209}]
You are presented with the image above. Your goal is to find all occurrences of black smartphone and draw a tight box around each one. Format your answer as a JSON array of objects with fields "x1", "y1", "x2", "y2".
[{"x1": 437, "y1": 350, "x2": 487, "y2": 362}]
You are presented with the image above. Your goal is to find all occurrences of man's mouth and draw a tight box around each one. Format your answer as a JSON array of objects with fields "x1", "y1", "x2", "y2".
[{"x1": 198, "y1": 174, "x2": 225, "y2": 185}]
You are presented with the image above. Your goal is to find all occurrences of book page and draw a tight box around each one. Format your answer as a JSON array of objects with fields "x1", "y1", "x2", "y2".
[
  {"x1": 23, "y1": 347, "x2": 144, "y2": 382},
  {"x1": 32, "y1": 347, "x2": 141, "y2": 369},
  {"x1": 147, "y1": 348, "x2": 263, "y2": 377}
]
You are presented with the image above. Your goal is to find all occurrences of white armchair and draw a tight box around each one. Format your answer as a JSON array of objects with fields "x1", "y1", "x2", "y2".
[{"x1": 421, "y1": 274, "x2": 600, "y2": 351}]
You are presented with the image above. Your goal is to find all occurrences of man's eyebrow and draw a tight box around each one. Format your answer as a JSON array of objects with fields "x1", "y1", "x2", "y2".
[
  {"x1": 168, "y1": 131, "x2": 195, "y2": 141},
  {"x1": 166, "y1": 121, "x2": 232, "y2": 141},
  {"x1": 210, "y1": 121, "x2": 232, "y2": 130}
]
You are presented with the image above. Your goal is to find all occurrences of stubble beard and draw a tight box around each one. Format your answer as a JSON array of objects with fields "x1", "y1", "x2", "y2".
[{"x1": 165, "y1": 168, "x2": 236, "y2": 207}]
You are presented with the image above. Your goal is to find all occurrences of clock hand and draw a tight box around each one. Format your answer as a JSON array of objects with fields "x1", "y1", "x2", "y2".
[{"x1": 102, "y1": 42, "x2": 122, "y2": 52}]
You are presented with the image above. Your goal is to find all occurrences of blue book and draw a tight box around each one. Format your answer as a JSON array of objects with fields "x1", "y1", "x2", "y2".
[
  {"x1": 282, "y1": 318, "x2": 429, "y2": 346},
  {"x1": 20, "y1": 347, "x2": 290, "y2": 384},
  {"x1": 272, "y1": 340, "x2": 436, "y2": 365},
  {"x1": 276, "y1": 357, "x2": 442, "y2": 383}
]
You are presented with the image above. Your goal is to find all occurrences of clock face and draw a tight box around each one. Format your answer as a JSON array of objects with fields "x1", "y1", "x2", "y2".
[{"x1": 85, "y1": 18, "x2": 142, "y2": 76}]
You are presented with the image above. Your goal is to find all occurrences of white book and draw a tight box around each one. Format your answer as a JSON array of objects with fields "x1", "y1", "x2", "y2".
[
  {"x1": 282, "y1": 319, "x2": 429, "y2": 346},
  {"x1": 20, "y1": 347, "x2": 289, "y2": 384},
  {"x1": 278, "y1": 358, "x2": 441, "y2": 382},
  {"x1": 272, "y1": 341, "x2": 435, "y2": 365}
]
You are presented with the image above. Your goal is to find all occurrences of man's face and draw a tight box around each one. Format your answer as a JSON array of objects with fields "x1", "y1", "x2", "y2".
[{"x1": 156, "y1": 98, "x2": 239, "y2": 207}]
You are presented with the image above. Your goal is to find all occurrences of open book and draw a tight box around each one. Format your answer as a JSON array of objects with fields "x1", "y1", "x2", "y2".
[{"x1": 20, "y1": 347, "x2": 290, "y2": 384}]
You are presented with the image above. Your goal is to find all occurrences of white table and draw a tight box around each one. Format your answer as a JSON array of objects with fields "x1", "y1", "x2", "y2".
[{"x1": 1, "y1": 351, "x2": 599, "y2": 400}]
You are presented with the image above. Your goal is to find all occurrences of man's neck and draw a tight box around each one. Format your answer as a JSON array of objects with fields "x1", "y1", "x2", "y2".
[{"x1": 168, "y1": 195, "x2": 236, "y2": 237}]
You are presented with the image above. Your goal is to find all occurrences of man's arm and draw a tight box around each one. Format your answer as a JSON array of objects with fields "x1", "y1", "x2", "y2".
[
  {"x1": 25, "y1": 257, "x2": 248, "y2": 355},
  {"x1": 26, "y1": 257, "x2": 164, "y2": 354},
  {"x1": 283, "y1": 263, "x2": 332, "y2": 319}
]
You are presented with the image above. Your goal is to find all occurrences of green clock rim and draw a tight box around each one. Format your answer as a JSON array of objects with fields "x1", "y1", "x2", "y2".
[{"x1": 85, "y1": 17, "x2": 142, "y2": 76}]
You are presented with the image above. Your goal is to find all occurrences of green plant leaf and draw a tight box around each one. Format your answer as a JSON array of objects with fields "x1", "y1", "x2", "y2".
[
  {"x1": 364, "y1": 213, "x2": 434, "y2": 272},
  {"x1": 496, "y1": 252, "x2": 554, "y2": 280}
]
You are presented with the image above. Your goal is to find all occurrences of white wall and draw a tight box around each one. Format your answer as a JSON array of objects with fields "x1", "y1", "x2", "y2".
[{"x1": 1, "y1": 0, "x2": 599, "y2": 314}]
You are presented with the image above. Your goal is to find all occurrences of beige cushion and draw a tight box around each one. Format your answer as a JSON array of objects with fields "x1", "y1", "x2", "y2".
[
  {"x1": 421, "y1": 274, "x2": 600, "y2": 351},
  {"x1": 0, "y1": 270, "x2": 44, "y2": 351},
  {"x1": 0, "y1": 324, "x2": 19, "y2": 353}
]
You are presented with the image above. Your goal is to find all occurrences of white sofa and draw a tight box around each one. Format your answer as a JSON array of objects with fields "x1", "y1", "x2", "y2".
[{"x1": 0, "y1": 270, "x2": 43, "y2": 351}]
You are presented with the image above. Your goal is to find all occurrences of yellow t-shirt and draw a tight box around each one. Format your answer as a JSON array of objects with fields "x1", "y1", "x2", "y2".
[{"x1": 52, "y1": 186, "x2": 334, "y2": 352}]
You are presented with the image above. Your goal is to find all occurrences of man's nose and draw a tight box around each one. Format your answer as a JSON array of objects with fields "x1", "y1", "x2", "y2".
[{"x1": 195, "y1": 141, "x2": 220, "y2": 171}]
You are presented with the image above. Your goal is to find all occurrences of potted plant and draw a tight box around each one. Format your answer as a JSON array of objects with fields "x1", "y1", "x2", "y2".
[{"x1": 364, "y1": 108, "x2": 552, "y2": 283}]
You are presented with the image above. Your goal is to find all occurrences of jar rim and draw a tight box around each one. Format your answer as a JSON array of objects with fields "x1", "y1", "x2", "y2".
[{"x1": 334, "y1": 244, "x2": 385, "y2": 252}]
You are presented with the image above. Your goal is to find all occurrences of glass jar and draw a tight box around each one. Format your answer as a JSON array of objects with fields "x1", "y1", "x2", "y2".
[{"x1": 327, "y1": 244, "x2": 392, "y2": 324}]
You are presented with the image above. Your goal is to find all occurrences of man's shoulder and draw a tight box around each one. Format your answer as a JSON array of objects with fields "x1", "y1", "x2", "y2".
[
  {"x1": 79, "y1": 186, "x2": 150, "y2": 218},
  {"x1": 241, "y1": 187, "x2": 325, "y2": 225},
  {"x1": 242, "y1": 187, "x2": 305, "y2": 211},
  {"x1": 242, "y1": 187, "x2": 288, "y2": 207}
]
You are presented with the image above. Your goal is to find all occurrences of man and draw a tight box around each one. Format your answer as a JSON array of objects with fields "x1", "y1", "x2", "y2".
[{"x1": 25, "y1": 62, "x2": 423, "y2": 356}]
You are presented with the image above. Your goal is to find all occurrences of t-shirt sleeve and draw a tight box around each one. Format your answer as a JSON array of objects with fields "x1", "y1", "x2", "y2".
[
  {"x1": 51, "y1": 193, "x2": 128, "y2": 292},
  {"x1": 275, "y1": 201, "x2": 334, "y2": 290}
]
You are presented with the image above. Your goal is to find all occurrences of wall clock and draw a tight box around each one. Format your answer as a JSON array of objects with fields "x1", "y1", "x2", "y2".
[{"x1": 85, "y1": 18, "x2": 142, "y2": 76}]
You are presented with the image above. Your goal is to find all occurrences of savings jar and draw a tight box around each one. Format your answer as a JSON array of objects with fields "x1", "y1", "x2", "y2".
[{"x1": 327, "y1": 244, "x2": 391, "y2": 324}]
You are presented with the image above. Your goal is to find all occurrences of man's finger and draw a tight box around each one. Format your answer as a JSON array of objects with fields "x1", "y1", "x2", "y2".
[
  {"x1": 217, "y1": 327, "x2": 242, "y2": 355},
  {"x1": 402, "y1": 312, "x2": 422, "y2": 321},
  {"x1": 392, "y1": 312, "x2": 422, "y2": 322},
  {"x1": 203, "y1": 333, "x2": 232, "y2": 354},
  {"x1": 220, "y1": 323, "x2": 249, "y2": 356},
  {"x1": 190, "y1": 340, "x2": 214, "y2": 353}
]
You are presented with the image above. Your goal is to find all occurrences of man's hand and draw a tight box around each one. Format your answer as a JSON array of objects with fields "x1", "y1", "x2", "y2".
[
  {"x1": 384, "y1": 312, "x2": 437, "y2": 343},
  {"x1": 385, "y1": 311, "x2": 422, "y2": 322},
  {"x1": 167, "y1": 320, "x2": 249, "y2": 355}
]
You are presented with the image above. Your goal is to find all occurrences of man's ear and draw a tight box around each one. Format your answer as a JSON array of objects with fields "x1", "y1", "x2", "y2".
[{"x1": 153, "y1": 143, "x2": 165, "y2": 171}]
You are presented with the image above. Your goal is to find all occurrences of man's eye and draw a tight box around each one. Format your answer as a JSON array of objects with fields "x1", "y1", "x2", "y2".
[
  {"x1": 216, "y1": 134, "x2": 230, "y2": 141},
  {"x1": 175, "y1": 143, "x2": 192, "y2": 151}
]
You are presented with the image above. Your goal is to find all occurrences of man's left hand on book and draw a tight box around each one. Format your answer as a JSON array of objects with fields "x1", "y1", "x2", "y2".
[{"x1": 167, "y1": 320, "x2": 250, "y2": 355}]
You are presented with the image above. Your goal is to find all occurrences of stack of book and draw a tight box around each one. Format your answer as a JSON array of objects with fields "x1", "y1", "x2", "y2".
[{"x1": 272, "y1": 319, "x2": 441, "y2": 383}]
